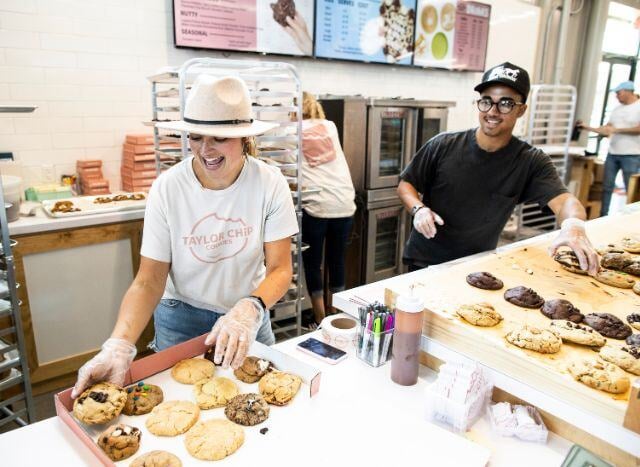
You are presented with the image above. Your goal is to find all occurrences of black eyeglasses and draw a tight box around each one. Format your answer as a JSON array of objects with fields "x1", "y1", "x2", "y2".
[{"x1": 476, "y1": 97, "x2": 524, "y2": 114}]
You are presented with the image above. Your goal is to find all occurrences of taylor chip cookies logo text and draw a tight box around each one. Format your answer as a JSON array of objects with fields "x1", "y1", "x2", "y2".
[{"x1": 184, "y1": 213, "x2": 254, "y2": 263}]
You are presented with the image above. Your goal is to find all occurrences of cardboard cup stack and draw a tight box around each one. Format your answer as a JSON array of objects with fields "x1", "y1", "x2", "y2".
[{"x1": 77, "y1": 160, "x2": 109, "y2": 195}]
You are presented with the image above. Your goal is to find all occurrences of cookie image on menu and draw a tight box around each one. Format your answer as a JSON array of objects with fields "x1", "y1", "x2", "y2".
[
  {"x1": 594, "y1": 269, "x2": 635, "y2": 289},
  {"x1": 599, "y1": 345, "x2": 640, "y2": 375},
  {"x1": 583, "y1": 313, "x2": 632, "y2": 340},
  {"x1": 259, "y1": 371, "x2": 302, "y2": 406},
  {"x1": 97, "y1": 424, "x2": 141, "y2": 462},
  {"x1": 553, "y1": 249, "x2": 588, "y2": 275},
  {"x1": 380, "y1": 0, "x2": 415, "y2": 62},
  {"x1": 225, "y1": 393, "x2": 270, "y2": 426},
  {"x1": 465, "y1": 271, "x2": 503, "y2": 290},
  {"x1": 185, "y1": 419, "x2": 244, "y2": 461},
  {"x1": 504, "y1": 286, "x2": 544, "y2": 308},
  {"x1": 548, "y1": 320, "x2": 606, "y2": 347},
  {"x1": 73, "y1": 382, "x2": 127, "y2": 425},
  {"x1": 193, "y1": 377, "x2": 239, "y2": 410},
  {"x1": 234, "y1": 356, "x2": 274, "y2": 383},
  {"x1": 130, "y1": 451, "x2": 182, "y2": 467},
  {"x1": 122, "y1": 381, "x2": 163, "y2": 416},
  {"x1": 456, "y1": 303, "x2": 503, "y2": 327},
  {"x1": 505, "y1": 325, "x2": 562, "y2": 354},
  {"x1": 540, "y1": 299, "x2": 584, "y2": 323},
  {"x1": 270, "y1": 0, "x2": 295, "y2": 27},
  {"x1": 567, "y1": 358, "x2": 630, "y2": 394},
  {"x1": 171, "y1": 358, "x2": 215, "y2": 384},
  {"x1": 145, "y1": 401, "x2": 199, "y2": 436}
]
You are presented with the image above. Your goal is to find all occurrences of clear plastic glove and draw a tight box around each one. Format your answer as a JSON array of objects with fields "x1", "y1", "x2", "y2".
[
  {"x1": 204, "y1": 298, "x2": 262, "y2": 370},
  {"x1": 413, "y1": 206, "x2": 445, "y2": 239},
  {"x1": 71, "y1": 338, "x2": 137, "y2": 399},
  {"x1": 548, "y1": 218, "x2": 599, "y2": 276}
]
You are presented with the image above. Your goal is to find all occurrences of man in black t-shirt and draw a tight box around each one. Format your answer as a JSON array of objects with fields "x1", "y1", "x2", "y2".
[{"x1": 398, "y1": 62, "x2": 599, "y2": 274}]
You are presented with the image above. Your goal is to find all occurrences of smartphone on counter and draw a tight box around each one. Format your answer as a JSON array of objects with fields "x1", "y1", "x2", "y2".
[{"x1": 296, "y1": 337, "x2": 347, "y2": 364}]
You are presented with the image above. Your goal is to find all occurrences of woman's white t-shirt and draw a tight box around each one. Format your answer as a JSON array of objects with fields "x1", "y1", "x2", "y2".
[{"x1": 141, "y1": 156, "x2": 299, "y2": 312}]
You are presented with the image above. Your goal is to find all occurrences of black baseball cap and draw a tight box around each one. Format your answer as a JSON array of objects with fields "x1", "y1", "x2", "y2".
[{"x1": 474, "y1": 62, "x2": 531, "y2": 103}]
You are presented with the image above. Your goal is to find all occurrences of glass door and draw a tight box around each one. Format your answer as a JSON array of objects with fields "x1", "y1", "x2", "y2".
[
  {"x1": 365, "y1": 204, "x2": 406, "y2": 283},
  {"x1": 367, "y1": 107, "x2": 416, "y2": 189},
  {"x1": 417, "y1": 107, "x2": 449, "y2": 150}
]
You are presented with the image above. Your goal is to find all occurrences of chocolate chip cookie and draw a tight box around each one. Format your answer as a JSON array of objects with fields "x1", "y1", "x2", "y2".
[
  {"x1": 540, "y1": 299, "x2": 584, "y2": 323},
  {"x1": 171, "y1": 358, "x2": 215, "y2": 384},
  {"x1": 225, "y1": 393, "x2": 270, "y2": 426},
  {"x1": 583, "y1": 313, "x2": 632, "y2": 340},
  {"x1": 73, "y1": 382, "x2": 127, "y2": 425},
  {"x1": 270, "y1": 0, "x2": 295, "y2": 27},
  {"x1": 466, "y1": 272, "x2": 504, "y2": 290},
  {"x1": 627, "y1": 314, "x2": 640, "y2": 331},
  {"x1": 259, "y1": 371, "x2": 302, "y2": 406},
  {"x1": 194, "y1": 377, "x2": 239, "y2": 410},
  {"x1": 596, "y1": 244, "x2": 625, "y2": 255},
  {"x1": 456, "y1": 303, "x2": 503, "y2": 327},
  {"x1": 234, "y1": 356, "x2": 274, "y2": 384},
  {"x1": 626, "y1": 334, "x2": 640, "y2": 346},
  {"x1": 567, "y1": 358, "x2": 630, "y2": 393},
  {"x1": 145, "y1": 401, "x2": 199, "y2": 436},
  {"x1": 595, "y1": 270, "x2": 635, "y2": 289},
  {"x1": 621, "y1": 236, "x2": 640, "y2": 253},
  {"x1": 185, "y1": 419, "x2": 244, "y2": 461},
  {"x1": 549, "y1": 320, "x2": 606, "y2": 347},
  {"x1": 504, "y1": 286, "x2": 545, "y2": 308},
  {"x1": 97, "y1": 424, "x2": 141, "y2": 462},
  {"x1": 601, "y1": 252, "x2": 640, "y2": 276},
  {"x1": 130, "y1": 451, "x2": 182, "y2": 467},
  {"x1": 554, "y1": 250, "x2": 588, "y2": 275},
  {"x1": 123, "y1": 382, "x2": 163, "y2": 416},
  {"x1": 635, "y1": 281, "x2": 640, "y2": 296},
  {"x1": 505, "y1": 325, "x2": 562, "y2": 354},
  {"x1": 599, "y1": 345, "x2": 640, "y2": 375}
]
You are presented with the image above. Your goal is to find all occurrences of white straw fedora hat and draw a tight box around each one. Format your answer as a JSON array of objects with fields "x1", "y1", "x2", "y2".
[{"x1": 156, "y1": 74, "x2": 278, "y2": 138}]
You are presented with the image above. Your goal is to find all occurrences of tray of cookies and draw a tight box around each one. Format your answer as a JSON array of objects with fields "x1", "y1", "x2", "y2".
[
  {"x1": 42, "y1": 193, "x2": 147, "y2": 218},
  {"x1": 55, "y1": 334, "x2": 320, "y2": 466}
]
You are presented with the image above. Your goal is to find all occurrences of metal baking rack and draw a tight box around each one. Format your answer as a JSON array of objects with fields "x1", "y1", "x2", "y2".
[
  {"x1": 147, "y1": 58, "x2": 306, "y2": 337},
  {"x1": 513, "y1": 85, "x2": 577, "y2": 239},
  {"x1": 0, "y1": 175, "x2": 36, "y2": 430}
]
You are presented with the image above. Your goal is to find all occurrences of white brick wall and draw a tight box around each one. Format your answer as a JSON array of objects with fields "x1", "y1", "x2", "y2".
[{"x1": 0, "y1": 0, "x2": 529, "y2": 190}]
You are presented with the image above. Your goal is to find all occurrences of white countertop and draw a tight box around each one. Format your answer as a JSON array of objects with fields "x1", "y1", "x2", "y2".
[
  {"x1": 0, "y1": 331, "x2": 572, "y2": 466},
  {"x1": 8, "y1": 206, "x2": 145, "y2": 236}
]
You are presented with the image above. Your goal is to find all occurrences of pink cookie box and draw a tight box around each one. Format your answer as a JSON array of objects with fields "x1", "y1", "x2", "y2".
[{"x1": 55, "y1": 333, "x2": 321, "y2": 466}]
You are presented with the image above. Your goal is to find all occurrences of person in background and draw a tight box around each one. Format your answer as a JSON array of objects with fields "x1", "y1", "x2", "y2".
[
  {"x1": 71, "y1": 75, "x2": 298, "y2": 398},
  {"x1": 298, "y1": 92, "x2": 356, "y2": 328},
  {"x1": 577, "y1": 80, "x2": 640, "y2": 216},
  {"x1": 398, "y1": 62, "x2": 599, "y2": 275}
]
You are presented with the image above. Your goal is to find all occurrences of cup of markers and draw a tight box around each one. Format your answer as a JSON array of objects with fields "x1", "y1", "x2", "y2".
[{"x1": 356, "y1": 302, "x2": 394, "y2": 367}]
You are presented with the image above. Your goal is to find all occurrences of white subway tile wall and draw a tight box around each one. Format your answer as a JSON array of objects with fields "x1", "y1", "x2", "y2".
[{"x1": 0, "y1": 0, "x2": 491, "y2": 190}]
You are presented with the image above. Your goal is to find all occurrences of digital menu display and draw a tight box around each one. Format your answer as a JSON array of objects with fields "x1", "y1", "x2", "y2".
[
  {"x1": 413, "y1": 0, "x2": 490, "y2": 71},
  {"x1": 173, "y1": 0, "x2": 315, "y2": 57},
  {"x1": 314, "y1": 0, "x2": 417, "y2": 65}
]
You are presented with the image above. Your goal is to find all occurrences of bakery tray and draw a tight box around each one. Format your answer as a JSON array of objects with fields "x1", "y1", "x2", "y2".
[
  {"x1": 55, "y1": 334, "x2": 321, "y2": 466},
  {"x1": 42, "y1": 193, "x2": 147, "y2": 218}
]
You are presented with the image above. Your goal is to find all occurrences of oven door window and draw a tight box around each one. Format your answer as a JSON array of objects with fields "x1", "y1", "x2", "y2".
[
  {"x1": 379, "y1": 117, "x2": 405, "y2": 177},
  {"x1": 374, "y1": 214, "x2": 399, "y2": 271}
]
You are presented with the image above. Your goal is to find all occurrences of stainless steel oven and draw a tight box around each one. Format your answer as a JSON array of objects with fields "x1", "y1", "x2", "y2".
[{"x1": 318, "y1": 95, "x2": 455, "y2": 289}]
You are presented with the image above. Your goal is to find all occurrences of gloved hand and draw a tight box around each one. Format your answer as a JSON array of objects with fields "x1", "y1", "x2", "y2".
[
  {"x1": 205, "y1": 298, "x2": 262, "y2": 370},
  {"x1": 548, "y1": 218, "x2": 599, "y2": 276},
  {"x1": 71, "y1": 338, "x2": 137, "y2": 399},
  {"x1": 413, "y1": 206, "x2": 444, "y2": 239}
]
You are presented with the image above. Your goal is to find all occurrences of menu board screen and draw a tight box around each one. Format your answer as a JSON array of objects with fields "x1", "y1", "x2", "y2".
[
  {"x1": 314, "y1": 0, "x2": 417, "y2": 65},
  {"x1": 173, "y1": 0, "x2": 315, "y2": 57},
  {"x1": 413, "y1": 0, "x2": 489, "y2": 71}
]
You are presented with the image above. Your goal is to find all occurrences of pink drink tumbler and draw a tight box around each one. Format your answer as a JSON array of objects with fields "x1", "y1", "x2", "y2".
[{"x1": 391, "y1": 295, "x2": 424, "y2": 386}]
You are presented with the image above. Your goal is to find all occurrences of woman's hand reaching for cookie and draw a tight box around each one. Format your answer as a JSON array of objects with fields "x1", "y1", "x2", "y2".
[{"x1": 283, "y1": 14, "x2": 312, "y2": 55}]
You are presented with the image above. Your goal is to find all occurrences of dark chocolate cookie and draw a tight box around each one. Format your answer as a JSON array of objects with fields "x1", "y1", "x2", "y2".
[
  {"x1": 504, "y1": 286, "x2": 545, "y2": 308},
  {"x1": 540, "y1": 299, "x2": 583, "y2": 323},
  {"x1": 466, "y1": 272, "x2": 504, "y2": 290},
  {"x1": 626, "y1": 334, "x2": 640, "y2": 346},
  {"x1": 554, "y1": 250, "x2": 587, "y2": 275},
  {"x1": 270, "y1": 0, "x2": 295, "y2": 27},
  {"x1": 583, "y1": 313, "x2": 632, "y2": 340}
]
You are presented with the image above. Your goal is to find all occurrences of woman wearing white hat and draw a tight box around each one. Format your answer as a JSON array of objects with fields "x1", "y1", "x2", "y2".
[{"x1": 71, "y1": 75, "x2": 298, "y2": 398}]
